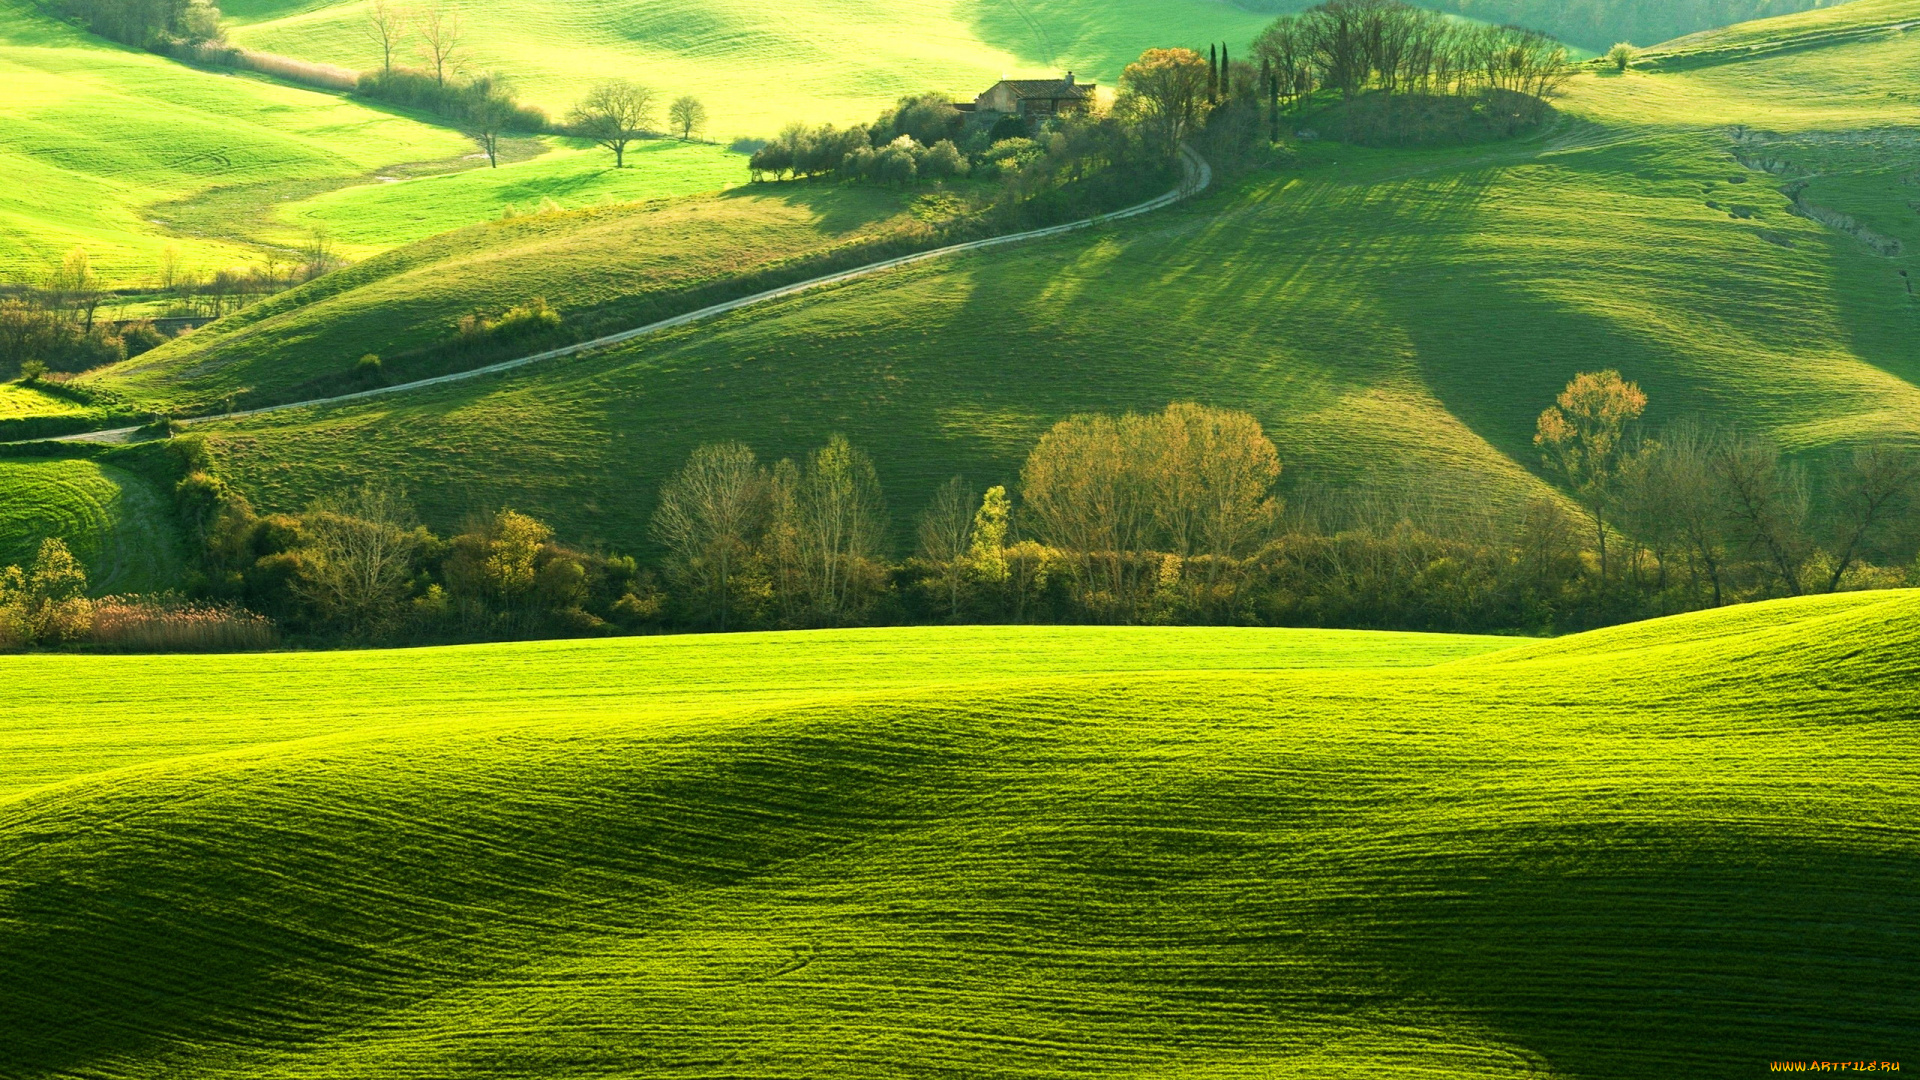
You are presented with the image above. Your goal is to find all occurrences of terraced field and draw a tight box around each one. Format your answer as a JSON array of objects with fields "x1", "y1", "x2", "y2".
[
  {"x1": 222, "y1": 0, "x2": 1275, "y2": 132},
  {"x1": 0, "y1": 458, "x2": 185, "y2": 593},
  {"x1": 2, "y1": 591, "x2": 1913, "y2": 1076}
]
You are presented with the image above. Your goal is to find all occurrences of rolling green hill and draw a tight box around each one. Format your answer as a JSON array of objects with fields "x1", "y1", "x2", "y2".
[
  {"x1": 223, "y1": 0, "x2": 1275, "y2": 133},
  {"x1": 2, "y1": 590, "x2": 1913, "y2": 1076},
  {"x1": 92, "y1": 183, "x2": 930, "y2": 410},
  {"x1": 95, "y1": 7, "x2": 1915, "y2": 551},
  {"x1": 0, "y1": 458, "x2": 185, "y2": 593},
  {"x1": 0, "y1": 0, "x2": 473, "y2": 283}
]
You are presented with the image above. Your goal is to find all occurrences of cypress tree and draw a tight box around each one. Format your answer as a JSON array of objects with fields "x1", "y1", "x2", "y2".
[
  {"x1": 1209, "y1": 44, "x2": 1218, "y2": 104},
  {"x1": 1221, "y1": 44, "x2": 1231, "y2": 98}
]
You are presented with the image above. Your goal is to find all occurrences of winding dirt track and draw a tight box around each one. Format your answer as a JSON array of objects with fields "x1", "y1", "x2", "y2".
[{"x1": 52, "y1": 149, "x2": 1212, "y2": 445}]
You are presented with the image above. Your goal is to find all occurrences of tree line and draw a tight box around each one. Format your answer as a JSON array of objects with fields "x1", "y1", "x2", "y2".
[
  {"x1": 6, "y1": 381, "x2": 1916, "y2": 651},
  {"x1": 52, "y1": 0, "x2": 222, "y2": 49},
  {"x1": 1249, "y1": 0, "x2": 1572, "y2": 138}
]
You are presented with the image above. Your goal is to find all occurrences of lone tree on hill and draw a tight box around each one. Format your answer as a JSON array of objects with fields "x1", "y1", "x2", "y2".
[
  {"x1": 1121, "y1": 47, "x2": 1211, "y2": 161},
  {"x1": 364, "y1": 0, "x2": 408, "y2": 74},
  {"x1": 416, "y1": 2, "x2": 463, "y2": 86},
  {"x1": 1535, "y1": 369, "x2": 1648, "y2": 581},
  {"x1": 1607, "y1": 42, "x2": 1636, "y2": 72},
  {"x1": 668, "y1": 95, "x2": 708, "y2": 141},
  {"x1": 570, "y1": 80, "x2": 657, "y2": 168}
]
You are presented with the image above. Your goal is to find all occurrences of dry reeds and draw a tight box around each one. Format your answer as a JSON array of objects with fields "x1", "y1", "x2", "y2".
[{"x1": 90, "y1": 596, "x2": 278, "y2": 653}]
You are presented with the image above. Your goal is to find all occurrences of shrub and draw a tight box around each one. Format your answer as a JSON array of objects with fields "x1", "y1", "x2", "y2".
[
  {"x1": 119, "y1": 320, "x2": 168, "y2": 357},
  {"x1": 18, "y1": 359, "x2": 47, "y2": 385},
  {"x1": 1607, "y1": 43, "x2": 1636, "y2": 72},
  {"x1": 353, "y1": 353, "x2": 383, "y2": 383}
]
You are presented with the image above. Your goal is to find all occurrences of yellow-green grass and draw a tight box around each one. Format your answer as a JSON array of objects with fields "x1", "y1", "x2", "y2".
[
  {"x1": 90, "y1": 184, "x2": 925, "y2": 409},
  {"x1": 278, "y1": 137, "x2": 748, "y2": 258},
  {"x1": 222, "y1": 0, "x2": 1275, "y2": 133},
  {"x1": 0, "y1": 382, "x2": 85, "y2": 419},
  {"x1": 0, "y1": 622, "x2": 1518, "y2": 799},
  {"x1": 1, "y1": 591, "x2": 1913, "y2": 1076},
  {"x1": 1645, "y1": 0, "x2": 1920, "y2": 65},
  {"x1": 0, "y1": 459, "x2": 185, "y2": 593},
  {"x1": 0, "y1": 0, "x2": 472, "y2": 284}
]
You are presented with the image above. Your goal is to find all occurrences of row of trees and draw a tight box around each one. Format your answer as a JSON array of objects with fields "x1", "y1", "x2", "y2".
[
  {"x1": 1251, "y1": 0, "x2": 1573, "y2": 129},
  {"x1": 1535, "y1": 369, "x2": 1920, "y2": 608},
  {"x1": 643, "y1": 394, "x2": 1920, "y2": 634},
  {"x1": 55, "y1": 0, "x2": 221, "y2": 48}
]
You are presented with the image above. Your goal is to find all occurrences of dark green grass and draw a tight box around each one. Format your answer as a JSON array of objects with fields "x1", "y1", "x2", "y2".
[
  {"x1": 0, "y1": 458, "x2": 185, "y2": 593},
  {"x1": 1, "y1": 591, "x2": 1914, "y2": 1077}
]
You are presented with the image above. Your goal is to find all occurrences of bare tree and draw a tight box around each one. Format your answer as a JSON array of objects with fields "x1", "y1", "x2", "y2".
[
  {"x1": 650, "y1": 442, "x2": 769, "y2": 630},
  {"x1": 416, "y1": 2, "x2": 463, "y2": 86},
  {"x1": 461, "y1": 74, "x2": 518, "y2": 167},
  {"x1": 364, "y1": 0, "x2": 409, "y2": 74},
  {"x1": 569, "y1": 80, "x2": 657, "y2": 168},
  {"x1": 293, "y1": 484, "x2": 419, "y2": 637},
  {"x1": 917, "y1": 476, "x2": 976, "y2": 619},
  {"x1": 1715, "y1": 434, "x2": 1812, "y2": 596},
  {"x1": 668, "y1": 95, "x2": 707, "y2": 141},
  {"x1": 1823, "y1": 446, "x2": 1920, "y2": 592},
  {"x1": 50, "y1": 248, "x2": 104, "y2": 332}
]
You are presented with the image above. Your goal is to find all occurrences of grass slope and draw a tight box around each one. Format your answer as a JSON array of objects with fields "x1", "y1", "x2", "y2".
[
  {"x1": 223, "y1": 0, "x2": 1274, "y2": 133},
  {"x1": 0, "y1": 458, "x2": 185, "y2": 593},
  {"x1": 91, "y1": 184, "x2": 926, "y2": 409},
  {"x1": 279, "y1": 138, "x2": 746, "y2": 258},
  {"x1": 148, "y1": 26, "x2": 1920, "y2": 549},
  {"x1": 0, "y1": 591, "x2": 1913, "y2": 1076},
  {"x1": 0, "y1": 0, "x2": 472, "y2": 283}
]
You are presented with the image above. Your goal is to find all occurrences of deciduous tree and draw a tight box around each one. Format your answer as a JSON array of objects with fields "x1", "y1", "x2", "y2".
[
  {"x1": 668, "y1": 95, "x2": 707, "y2": 141},
  {"x1": 365, "y1": 0, "x2": 408, "y2": 75},
  {"x1": 415, "y1": 2, "x2": 462, "y2": 86},
  {"x1": 569, "y1": 80, "x2": 657, "y2": 168},
  {"x1": 1120, "y1": 47, "x2": 1211, "y2": 160},
  {"x1": 1534, "y1": 369, "x2": 1646, "y2": 581},
  {"x1": 650, "y1": 442, "x2": 769, "y2": 630}
]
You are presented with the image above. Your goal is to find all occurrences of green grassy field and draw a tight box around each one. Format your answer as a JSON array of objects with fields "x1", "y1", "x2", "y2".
[
  {"x1": 0, "y1": 458, "x2": 185, "y2": 593},
  {"x1": 96, "y1": 10, "x2": 1912, "y2": 551},
  {"x1": 223, "y1": 0, "x2": 1276, "y2": 134},
  {"x1": 1, "y1": 590, "x2": 1912, "y2": 1076},
  {"x1": 277, "y1": 137, "x2": 747, "y2": 258},
  {"x1": 92, "y1": 183, "x2": 928, "y2": 410},
  {"x1": 0, "y1": 382, "x2": 86, "y2": 419},
  {"x1": 0, "y1": 0, "x2": 474, "y2": 284}
]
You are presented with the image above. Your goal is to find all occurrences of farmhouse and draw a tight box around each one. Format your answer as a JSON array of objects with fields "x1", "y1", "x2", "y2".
[{"x1": 963, "y1": 72, "x2": 1097, "y2": 119}]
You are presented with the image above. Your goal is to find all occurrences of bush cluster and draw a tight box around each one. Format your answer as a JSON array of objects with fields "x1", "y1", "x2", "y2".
[
  {"x1": 355, "y1": 68, "x2": 547, "y2": 133},
  {"x1": 453, "y1": 297, "x2": 562, "y2": 348},
  {"x1": 163, "y1": 436, "x2": 647, "y2": 645}
]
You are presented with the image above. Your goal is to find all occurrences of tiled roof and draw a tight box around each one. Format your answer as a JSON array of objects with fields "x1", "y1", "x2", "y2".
[{"x1": 997, "y1": 79, "x2": 1094, "y2": 99}]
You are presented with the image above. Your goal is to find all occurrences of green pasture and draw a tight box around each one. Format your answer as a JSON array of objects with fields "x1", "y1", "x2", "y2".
[
  {"x1": 0, "y1": 382, "x2": 85, "y2": 419},
  {"x1": 157, "y1": 42, "x2": 1920, "y2": 550},
  {"x1": 223, "y1": 0, "x2": 1275, "y2": 133},
  {"x1": 0, "y1": 458, "x2": 185, "y2": 594},
  {"x1": 1, "y1": 590, "x2": 1913, "y2": 1076},
  {"x1": 278, "y1": 137, "x2": 748, "y2": 257},
  {"x1": 93, "y1": 183, "x2": 926, "y2": 409},
  {"x1": 0, "y1": 0, "x2": 472, "y2": 284}
]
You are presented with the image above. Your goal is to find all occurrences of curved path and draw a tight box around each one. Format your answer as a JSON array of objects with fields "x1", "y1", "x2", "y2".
[{"x1": 50, "y1": 149, "x2": 1212, "y2": 445}]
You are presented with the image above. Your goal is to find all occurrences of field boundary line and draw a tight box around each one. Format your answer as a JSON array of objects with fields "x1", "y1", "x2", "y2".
[{"x1": 42, "y1": 149, "x2": 1212, "y2": 445}]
